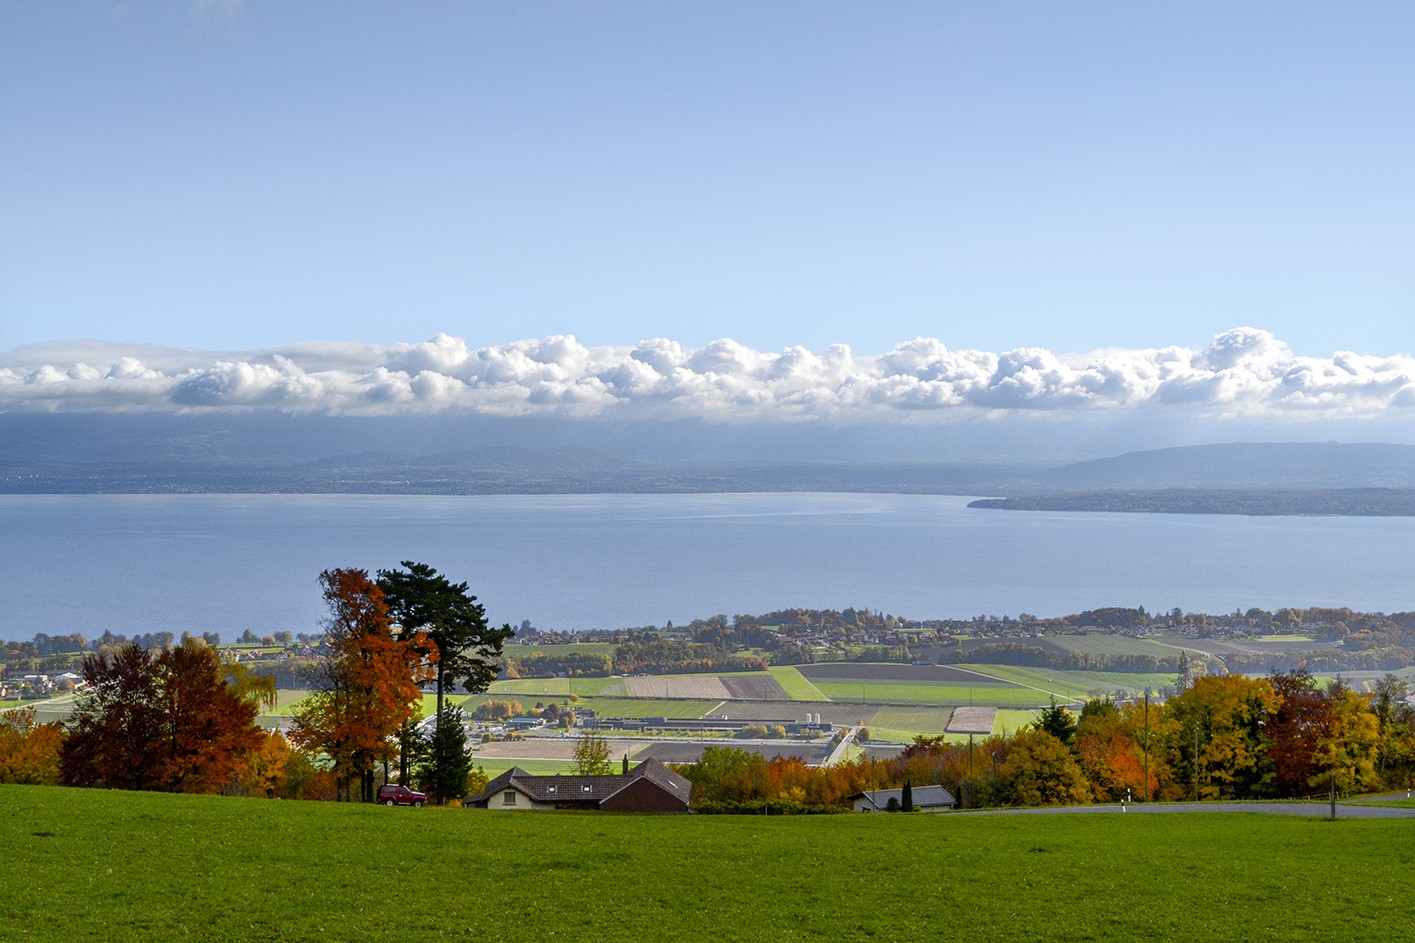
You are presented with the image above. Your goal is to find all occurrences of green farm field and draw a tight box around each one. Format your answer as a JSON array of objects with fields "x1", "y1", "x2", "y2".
[
  {"x1": 461, "y1": 694, "x2": 721, "y2": 720},
  {"x1": 502, "y1": 641, "x2": 617, "y2": 657},
  {"x1": 4, "y1": 785, "x2": 1412, "y2": 942},
  {"x1": 811, "y1": 679, "x2": 1053, "y2": 708},
  {"x1": 766, "y1": 665, "x2": 827, "y2": 700},
  {"x1": 1040, "y1": 635, "x2": 1177, "y2": 657},
  {"x1": 489, "y1": 676, "x2": 628, "y2": 697}
]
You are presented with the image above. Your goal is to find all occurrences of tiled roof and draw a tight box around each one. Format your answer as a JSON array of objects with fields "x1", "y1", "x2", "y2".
[
  {"x1": 466, "y1": 758, "x2": 693, "y2": 808},
  {"x1": 848, "y1": 785, "x2": 955, "y2": 809}
]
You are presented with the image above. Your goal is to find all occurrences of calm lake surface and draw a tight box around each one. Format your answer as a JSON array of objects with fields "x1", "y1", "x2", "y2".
[{"x1": 3, "y1": 493, "x2": 1414, "y2": 640}]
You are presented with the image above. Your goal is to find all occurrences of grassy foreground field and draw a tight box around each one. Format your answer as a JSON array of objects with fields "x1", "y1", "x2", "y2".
[{"x1": 4, "y1": 785, "x2": 1412, "y2": 942}]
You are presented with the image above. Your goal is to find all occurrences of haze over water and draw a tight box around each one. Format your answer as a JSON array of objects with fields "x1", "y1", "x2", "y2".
[{"x1": 5, "y1": 493, "x2": 1413, "y2": 641}]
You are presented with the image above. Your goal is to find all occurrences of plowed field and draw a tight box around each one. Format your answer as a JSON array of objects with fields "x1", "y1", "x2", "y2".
[
  {"x1": 624, "y1": 676, "x2": 732, "y2": 699},
  {"x1": 720, "y1": 674, "x2": 789, "y2": 699}
]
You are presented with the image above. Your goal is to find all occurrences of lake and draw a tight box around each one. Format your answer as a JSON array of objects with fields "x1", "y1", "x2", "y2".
[{"x1": 3, "y1": 493, "x2": 1413, "y2": 641}]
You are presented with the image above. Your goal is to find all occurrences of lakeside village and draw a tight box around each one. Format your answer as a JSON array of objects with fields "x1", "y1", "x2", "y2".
[
  {"x1": 7, "y1": 597, "x2": 1415, "y2": 814},
  {"x1": 8, "y1": 602, "x2": 1415, "y2": 697}
]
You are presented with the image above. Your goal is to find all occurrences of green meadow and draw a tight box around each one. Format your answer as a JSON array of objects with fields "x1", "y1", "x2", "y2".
[
  {"x1": 811, "y1": 679, "x2": 1052, "y2": 708},
  {"x1": 3, "y1": 784, "x2": 1412, "y2": 942},
  {"x1": 766, "y1": 665, "x2": 827, "y2": 700}
]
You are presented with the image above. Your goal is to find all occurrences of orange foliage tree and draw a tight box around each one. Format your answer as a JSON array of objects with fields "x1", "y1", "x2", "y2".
[
  {"x1": 1000, "y1": 728, "x2": 1090, "y2": 806},
  {"x1": 1163, "y1": 674, "x2": 1280, "y2": 800},
  {"x1": 291, "y1": 568, "x2": 425, "y2": 802},
  {"x1": 59, "y1": 639, "x2": 264, "y2": 793},
  {"x1": 0, "y1": 707, "x2": 63, "y2": 785}
]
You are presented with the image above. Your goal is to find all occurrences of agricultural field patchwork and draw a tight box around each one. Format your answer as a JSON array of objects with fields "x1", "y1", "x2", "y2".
[
  {"x1": 490, "y1": 676, "x2": 627, "y2": 697},
  {"x1": 956, "y1": 664, "x2": 1098, "y2": 702},
  {"x1": 766, "y1": 665, "x2": 827, "y2": 700},
  {"x1": 1039, "y1": 635, "x2": 1178, "y2": 657},
  {"x1": 868, "y1": 706, "x2": 956, "y2": 736},
  {"x1": 809, "y1": 679, "x2": 1050, "y2": 708},
  {"x1": 471, "y1": 737, "x2": 650, "y2": 762},
  {"x1": 718, "y1": 673, "x2": 790, "y2": 699},
  {"x1": 798, "y1": 663, "x2": 1013, "y2": 685},
  {"x1": 709, "y1": 700, "x2": 871, "y2": 726}
]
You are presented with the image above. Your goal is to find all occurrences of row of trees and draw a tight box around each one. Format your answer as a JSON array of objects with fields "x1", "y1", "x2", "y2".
[
  {"x1": 288, "y1": 563, "x2": 511, "y2": 803},
  {"x1": 0, "y1": 562, "x2": 511, "y2": 805},
  {"x1": 680, "y1": 671, "x2": 1415, "y2": 813}
]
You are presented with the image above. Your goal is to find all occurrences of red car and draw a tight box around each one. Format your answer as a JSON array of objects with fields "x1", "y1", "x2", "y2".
[{"x1": 377, "y1": 784, "x2": 427, "y2": 807}]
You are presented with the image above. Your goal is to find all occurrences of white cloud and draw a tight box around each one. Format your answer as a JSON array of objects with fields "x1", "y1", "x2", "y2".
[{"x1": 3, "y1": 328, "x2": 1413, "y2": 422}]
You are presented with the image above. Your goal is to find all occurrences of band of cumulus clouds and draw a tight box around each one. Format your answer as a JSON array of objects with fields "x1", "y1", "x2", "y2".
[{"x1": 5, "y1": 328, "x2": 1414, "y2": 421}]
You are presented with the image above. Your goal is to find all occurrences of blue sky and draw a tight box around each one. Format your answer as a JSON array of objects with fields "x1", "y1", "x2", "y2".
[{"x1": 2, "y1": 1, "x2": 1412, "y2": 360}]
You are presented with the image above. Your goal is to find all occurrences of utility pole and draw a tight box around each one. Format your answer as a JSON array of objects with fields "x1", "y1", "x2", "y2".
[{"x1": 1143, "y1": 692, "x2": 1150, "y2": 803}]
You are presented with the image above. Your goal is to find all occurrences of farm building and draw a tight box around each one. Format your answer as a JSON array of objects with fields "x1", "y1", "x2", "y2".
[
  {"x1": 466, "y1": 757, "x2": 692, "y2": 813},
  {"x1": 848, "y1": 785, "x2": 955, "y2": 812}
]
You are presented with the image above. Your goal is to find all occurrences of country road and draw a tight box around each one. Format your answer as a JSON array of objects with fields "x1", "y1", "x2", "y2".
[{"x1": 957, "y1": 797, "x2": 1415, "y2": 819}]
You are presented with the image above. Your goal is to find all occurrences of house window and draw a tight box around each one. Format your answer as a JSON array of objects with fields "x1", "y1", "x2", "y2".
[
  {"x1": 582, "y1": 785, "x2": 592, "y2": 792},
  {"x1": 502, "y1": 791, "x2": 516, "y2": 806}
]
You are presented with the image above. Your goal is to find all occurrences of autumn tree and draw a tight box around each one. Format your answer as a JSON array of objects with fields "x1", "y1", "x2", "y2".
[
  {"x1": 1163, "y1": 674, "x2": 1279, "y2": 800},
  {"x1": 1267, "y1": 669, "x2": 1331, "y2": 797},
  {"x1": 572, "y1": 728, "x2": 613, "y2": 776},
  {"x1": 1313, "y1": 684, "x2": 1381, "y2": 796},
  {"x1": 291, "y1": 568, "x2": 425, "y2": 802},
  {"x1": 0, "y1": 707, "x2": 63, "y2": 785},
  {"x1": 60, "y1": 640, "x2": 264, "y2": 793},
  {"x1": 999, "y1": 728, "x2": 1089, "y2": 806},
  {"x1": 1075, "y1": 701, "x2": 1151, "y2": 802}
]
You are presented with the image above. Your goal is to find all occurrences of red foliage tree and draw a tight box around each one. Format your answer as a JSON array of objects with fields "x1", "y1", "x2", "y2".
[
  {"x1": 59, "y1": 640, "x2": 264, "y2": 793},
  {"x1": 291, "y1": 568, "x2": 425, "y2": 802}
]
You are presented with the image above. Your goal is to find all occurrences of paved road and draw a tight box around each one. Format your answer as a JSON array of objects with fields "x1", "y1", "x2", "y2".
[
  {"x1": 957, "y1": 798, "x2": 1415, "y2": 819},
  {"x1": 821, "y1": 726, "x2": 858, "y2": 767}
]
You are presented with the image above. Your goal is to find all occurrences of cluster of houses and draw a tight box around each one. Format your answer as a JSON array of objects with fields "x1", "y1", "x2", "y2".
[
  {"x1": 0, "y1": 671, "x2": 81, "y2": 700},
  {"x1": 460, "y1": 760, "x2": 958, "y2": 815}
]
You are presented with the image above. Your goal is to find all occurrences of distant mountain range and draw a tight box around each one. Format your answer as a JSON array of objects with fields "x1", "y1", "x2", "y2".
[{"x1": 2, "y1": 408, "x2": 1413, "y2": 506}]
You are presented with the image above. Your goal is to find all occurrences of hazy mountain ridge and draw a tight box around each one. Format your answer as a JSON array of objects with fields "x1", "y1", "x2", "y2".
[
  {"x1": 3, "y1": 419, "x2": 1413, "y2": 500},
  {"x1": 1026, "y1": 442, "x2": 1415, "y2": 491}
]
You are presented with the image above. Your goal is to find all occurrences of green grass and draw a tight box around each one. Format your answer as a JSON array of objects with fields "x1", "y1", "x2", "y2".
[
  {"x1": 467, "y1": 757, "x2": 586, "y2": 777},
  {"x1": 461, "y1": 695, "x2": 720, "y2": 720},
  {"x1": 4, "y1": 784, "x2": 1413, "y2": 942},
  {"x1": 957, "y1": 664, "x2": 1096, "y2": 701},
  {"x1": 993, "y1": 709, "x2": 1040, "y2": 735},
  {"x1": 489, "y1": 676, "x2": 627, "y2": 697},
  {"x1": 868, "y1": 706, "x2": 955, "y2": 735},
  {"x1": 811, "y1": 680, "x2": 1052, "y2": 708},
  {"x1": 570, "y1": 697, "x2": 721, "y2": 719},
  {"x1": 1042, "y1": 636, "x2": 1177, "y2": 657},
  {"x1": 1020, "y1": 669, "x2": 1176, "y2": 698},
  {"x1": 501, "y1": 641, "x2": 617, "y2": 657},
  {"x1": 766, "y1": 665, "x2": 828, "y2": 701}
]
